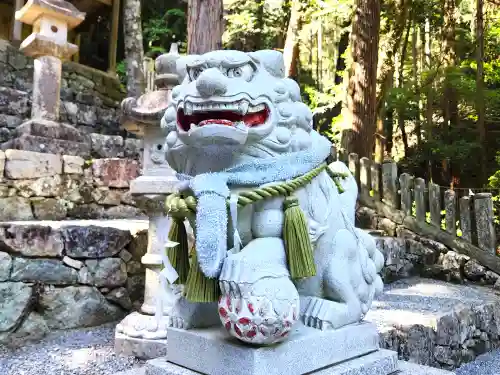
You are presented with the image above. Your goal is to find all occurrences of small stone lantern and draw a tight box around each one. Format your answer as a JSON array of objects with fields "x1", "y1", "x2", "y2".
[
  {"x1": 2, "y1": 0, "x2": 90, "y2": 156},
  {"x1": 115, "y1": 44, "x2": 185, "y2": 359}
]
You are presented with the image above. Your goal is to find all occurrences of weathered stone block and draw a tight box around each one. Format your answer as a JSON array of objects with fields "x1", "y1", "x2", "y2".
[
  {"x1": 105, "y1": 287, "x2": 132, "y2": 310},
  {"x1": 0, "y1": 197, "x2": 34, "y2": 220},
  {"x1": 92, "y1": 158, "x2": 140, "y2": 188},
  {"x1": 105, "y1": 205, "x2": 144, "y2": 219},
  {"x1": 11, "y1": 258, "x2": 78, "y2": 285},
  {"x1": 63, "y1": 154, "x2": 84, "y2": 174},
  {"x1": 12, "y1": 175, "x2": 63, "y2": 198},
  {"x1": 32, "y1": 198, "x2": 68, "y2": 220},
  {"x1": 129, "y1": 229, "x2": 148, "y2": 260},
  {"x1": 92, "y1": 187, "x2": 123, "y2": 205},
  {"x1": 0, "y1": 282, "x2": 34, "y2": 332},
  {"x1": 91, "y1": 133, "x2": 124, "y2": 158},
  {"x1": 0, "y1": 312, "x2": 49, "y2": 348},
  {"x1": 0, "y1": 224, "x2": 64, "y2": 257},
  {"x1": 0, "y1": 252, "x2": 12, "y2": 281},
  {"x1": 62, "y1": 225, "x2": 132, "y2": 258},
  {"x1": 85, "y1": 258, "x2": 127, "y2": 287},
  {"x1": 39, "y1": 285, "x2": 125, "y2": 329},
  {"x1": 0, "y1": 87, "x2": 30, "y2": 117},
  {"x1": 4, "y1": 149, "x2": 62, "y2": 179}
]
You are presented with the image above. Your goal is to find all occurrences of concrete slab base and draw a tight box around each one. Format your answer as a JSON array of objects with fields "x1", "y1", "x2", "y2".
[
  {"x1": 397, "y1": 361, "x2": 455, "y2": 375},
  {"x1": 115, "y1": 332, "x2": 167, "y2": 360},
  {"x1": 145, "y1": 349, "x2": 399, "y2": 375}
]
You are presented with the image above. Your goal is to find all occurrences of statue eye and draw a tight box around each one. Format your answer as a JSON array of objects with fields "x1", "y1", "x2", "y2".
[
  {"x1": 227, "y1": 64, "x2": 254, "y2": 80},
  {"x1": 188, "y1": 67, "x2": 203, "y2": 81}
]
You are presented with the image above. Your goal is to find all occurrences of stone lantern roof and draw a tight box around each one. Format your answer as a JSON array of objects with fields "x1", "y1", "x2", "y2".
[
  {"x1": 121, "y1": 43, "x2": 181, "y2": 136},
  {"x1": 16, "y1": 0, "x2": 85, "y2": 29}
]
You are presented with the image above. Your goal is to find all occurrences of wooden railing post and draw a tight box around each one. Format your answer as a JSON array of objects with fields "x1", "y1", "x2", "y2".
[
  {"x1": 474, "y1": 193, "x2": 496, "y2": 254},
  {"x1": 444, "y1": 189, "x2": 456, "y2": 235},
  {"x1": 382, "y1": 160, "x2": 398, "y2": 207},
  {"x1": 399, "y1": 173, "x2": 413, "y2": 215},
  {"x1": 359, "y1": 157, "x2": 371, "y2": 198},
  {"x1": 428, "y1": 183, "x2": 441, "y2": 227},
  {"x1": 348, "y1": 153, "x2": 360, "y2": 190},
  {"x1": 459, "y1": 196, "x2": 473, "y2": 242},
  {"x1": 414, "y1": 178, "x2": 426, "y2": 222},
  {"x1": 371, "y1": 162, "x2": 381, "y2": 201}
]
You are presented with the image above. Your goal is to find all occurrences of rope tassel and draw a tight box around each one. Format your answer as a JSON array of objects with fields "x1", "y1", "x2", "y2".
[
  {"x1": 185, "y1": 250, "x2": 220, "y2": 302},
  {"x1": 167, "y1": 219, "x2": 190, "y2": 284},
  {"x1": 283, "y1": 196, "x2": 316, "y2": 279}
]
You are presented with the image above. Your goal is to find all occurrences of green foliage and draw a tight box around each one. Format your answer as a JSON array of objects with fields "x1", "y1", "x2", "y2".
[{"x1": 141, "y1": 1, "x2": 187, "y2": 57}]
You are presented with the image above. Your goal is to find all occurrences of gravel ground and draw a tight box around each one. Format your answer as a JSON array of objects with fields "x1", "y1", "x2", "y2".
[
  {"x1": 456, "y1": 350, "x2": 500, "y2": 375},
  {"x1": 0, "y1": 324, "x2": 144, "y2": 375},
  {"x1": 1, "y1": 323, "x2": 500, "y2": 375}
]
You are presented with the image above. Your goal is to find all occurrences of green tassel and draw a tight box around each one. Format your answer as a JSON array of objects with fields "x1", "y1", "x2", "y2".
[
  {"x1": 167, "y1": 219, "x2": 190, "y2": 284},
  {"x1": 184, "y1": 250, "x2": 220, "y2": 302},
  {"x1": 283, "y1": 195, "x2": 317, "y2": 279}
]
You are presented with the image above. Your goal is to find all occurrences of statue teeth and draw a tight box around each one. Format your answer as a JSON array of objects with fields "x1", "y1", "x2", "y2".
[
  {"x1": 185, "y1": 103, "x2": 193, "y2": 115},
  {"x1": 239, "y1": 101, "x2": 249, "y2": 115},
  {"x1": 248, "y1": 103, "x2": 265, "y2": 113}
]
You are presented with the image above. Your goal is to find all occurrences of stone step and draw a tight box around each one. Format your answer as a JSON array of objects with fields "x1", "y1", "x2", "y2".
[
  {"x1": 0, "y1": 219, "x2": 149, "y2": 347},
  {"x1": 366, "y1": 277, "x2": 500, "y2": 370},
  {"x1": 398, "y1": 361, "x2": 455, "y2": 374}
]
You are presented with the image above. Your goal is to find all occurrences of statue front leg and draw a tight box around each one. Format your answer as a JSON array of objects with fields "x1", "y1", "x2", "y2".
[{"x1": 218, "y1": 197, "x2": 300, "y2": 345}]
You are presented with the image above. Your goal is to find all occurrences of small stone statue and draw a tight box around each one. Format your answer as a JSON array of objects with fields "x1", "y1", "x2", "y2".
[{"x1": 159, "y1": 49, "x2": 385, "y2": 345}]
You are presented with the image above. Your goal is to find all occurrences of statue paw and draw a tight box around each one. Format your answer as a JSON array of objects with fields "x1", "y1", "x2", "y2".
[
  {"x1": 116, "y1": 312, "x2": 169, "y2": 339},
  {"x1": 169, "y1": 316, "x2": 189, "y2": 329},
  {"x1": 300, "y1": 296, "x2": 357, "y2": 330}
]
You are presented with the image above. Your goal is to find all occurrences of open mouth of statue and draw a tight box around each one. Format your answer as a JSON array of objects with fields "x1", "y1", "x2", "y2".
[{"x1": 177, "y1": 101, "x2": 270, "y2": 132}]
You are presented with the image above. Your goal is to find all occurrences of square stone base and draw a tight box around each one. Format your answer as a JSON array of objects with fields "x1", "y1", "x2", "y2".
[
  {"x1": 2, "y1": 119, "x2": 91, "y2": 156},
  {"x1": 115, "y1": 332, "x2": 167, "y2": 360},
  {"x1": 145, "y1": 349, "x2": 399, "y2": 375},
  {"x1": 149, "y1": 322, "x2": 383, "y2": 375}
]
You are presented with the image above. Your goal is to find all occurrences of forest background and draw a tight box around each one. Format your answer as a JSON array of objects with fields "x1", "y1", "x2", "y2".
[{"x1": 78, "y1": 0, "x2": 500, "y2": 208}]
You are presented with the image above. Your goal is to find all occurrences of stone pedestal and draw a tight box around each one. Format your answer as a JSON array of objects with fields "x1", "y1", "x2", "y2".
[
  {"x1": 1, "y1": 0, "x2": 90, "y2": 156},
  {"x1": 144, "y1": 322, "x2": 400, "y2": 375}
]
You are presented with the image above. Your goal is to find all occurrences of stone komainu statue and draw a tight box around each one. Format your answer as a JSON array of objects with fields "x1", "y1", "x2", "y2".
[{"x1": 159, "y1": 49, "x2": 385, "y2": 345}]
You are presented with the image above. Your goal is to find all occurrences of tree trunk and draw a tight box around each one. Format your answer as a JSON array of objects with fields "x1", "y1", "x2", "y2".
[
  {"x1": 397, "y1": 20, "x2": 411, "y2": 156},
  {"x1": 283, "y1": 0, "x2": 304, "y2": 78},
  {"x1": 254, "y1": 0, "x2": 265, "y2": 50},
  {"x1": 187, "y1": 0, "x2": 224, "y2": 54},
  {"x1": 476, "y1": 0, "x2": 487, "y2": 182},
  {"x1": 346, "y1": 0, "x2": 381, "y2": 158},
  {"x1": 412, "y1": 23, "x2": 421, "y2": 145},
  {"x1": 123, "y1": 0, "x2": 146, "y2": 97},
  {"x1": 373, "y1": 0, "x2": 408, "y2": 162},
  {"x1": 424, "y1": 17, "x2": 433, "y2": 137},
  {"x1": 442, "y1": 0, "x2": 458, "y2": 131}
]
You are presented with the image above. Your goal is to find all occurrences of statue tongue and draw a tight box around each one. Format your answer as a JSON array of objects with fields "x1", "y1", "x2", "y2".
[
  {"x1": 198, "y1": 110, "x2": 268, "y2": 128},
  {"x1": 199, "y1": 119, "x2": 233, "y2": 126}
]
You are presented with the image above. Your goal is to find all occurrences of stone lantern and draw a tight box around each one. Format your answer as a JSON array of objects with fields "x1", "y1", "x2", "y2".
[
  {"x1": 2, "y1": 0, "x2": 90, "y2": 156},
  {"x1": 115, "y1": 44, "x2": 186, "y2": 359}
]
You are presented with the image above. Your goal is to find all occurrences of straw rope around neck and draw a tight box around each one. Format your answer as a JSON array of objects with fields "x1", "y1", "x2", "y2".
[
  {"x1": 163, "y1": 163, "x2": 348, "y2": 302},
  {"x1": 165, "y1": 163, "x2": 347, "y2": 218}
]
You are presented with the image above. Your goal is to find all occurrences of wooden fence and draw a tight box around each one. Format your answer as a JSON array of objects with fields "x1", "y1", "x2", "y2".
[{"x1": 339, "y1": 152, "x2": 500, "y2": 274}]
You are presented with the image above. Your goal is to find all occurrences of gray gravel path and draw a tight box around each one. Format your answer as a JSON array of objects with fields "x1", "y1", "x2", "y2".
[
  {"x1": 0, "y1": 323, "x2": 144, "y2": 375},
  {"x1": 455, "y1": 350, "x2": 500, "y2": 375}
]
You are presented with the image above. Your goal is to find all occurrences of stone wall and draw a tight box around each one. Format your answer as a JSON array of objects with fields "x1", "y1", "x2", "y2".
[
  {"x1": 0, "y1": 147, "x2": 145, "y2": 221},
  {"x1": 357, "y1": 206, "x2": 500, "y2": 287},
  {"x1": 0, "y1": 40, "x2": 127, "y2": 141},
  {"x1": 0, "y1": 221, "x2": 148, "y2": 347}
]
